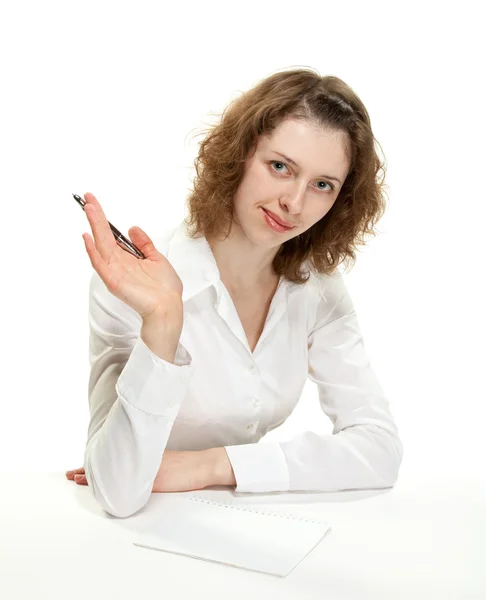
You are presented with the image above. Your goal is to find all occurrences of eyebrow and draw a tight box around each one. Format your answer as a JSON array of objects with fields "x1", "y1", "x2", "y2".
[{"x1": 271, "y1": 151, "x2": 342, "y2": 184}]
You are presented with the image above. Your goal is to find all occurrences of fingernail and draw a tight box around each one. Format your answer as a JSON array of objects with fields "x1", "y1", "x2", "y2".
[{"x1": 74, "y1": 474, "x2": 82, "y2": 480}]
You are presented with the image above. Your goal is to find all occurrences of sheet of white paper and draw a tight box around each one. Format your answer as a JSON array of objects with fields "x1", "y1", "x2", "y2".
[{"x1": 133, "y1": 493, "x2": 332, "y2": 577}]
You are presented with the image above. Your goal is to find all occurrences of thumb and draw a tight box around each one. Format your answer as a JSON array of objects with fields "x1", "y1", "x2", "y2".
[{"x1": 128, "y1": 226, "x2": 158, "y2": 259}]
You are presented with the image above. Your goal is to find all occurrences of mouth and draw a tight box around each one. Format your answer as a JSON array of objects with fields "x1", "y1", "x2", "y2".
[{"x1": 261, "y1": 208, "x2": 295, "y2": 233}]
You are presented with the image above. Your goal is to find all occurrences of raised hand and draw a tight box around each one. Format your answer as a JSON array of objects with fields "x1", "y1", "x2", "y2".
[{"x1": 81, "y1": 192, "x2": 183, "y2": 321}]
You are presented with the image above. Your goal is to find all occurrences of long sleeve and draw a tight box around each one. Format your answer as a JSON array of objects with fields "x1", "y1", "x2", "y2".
[
  {"x1": 224, "y1": 275, "x2": 403, "y2": 493},
  {"x1": 84, "y1": 271, "x2": 193, "y2": 518}
]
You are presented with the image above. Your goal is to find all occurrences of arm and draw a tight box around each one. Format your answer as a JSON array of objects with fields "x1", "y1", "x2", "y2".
[
  {"x1": 84, "y1": 271, "x2": 193, "y2": 518},
  {"x1": 223, "y1": 274, "x2": 403, "y2": 493},
  {"x1": 152, "y1": 448, "x2": 236, "y2": 491},
  {"x1": 202, "y1": 448, "x2": 237, "y2": 487}
]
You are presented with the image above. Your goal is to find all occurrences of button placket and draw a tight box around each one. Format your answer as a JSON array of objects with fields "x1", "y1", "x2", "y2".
[{"x1": 247, "y1": 363, "x2": 260, "y2": 432}]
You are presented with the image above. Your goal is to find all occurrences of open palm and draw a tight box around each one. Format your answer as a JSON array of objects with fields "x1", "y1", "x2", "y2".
[{"x1": 81, "y1": 192, "x2": 183, "y2": 320}]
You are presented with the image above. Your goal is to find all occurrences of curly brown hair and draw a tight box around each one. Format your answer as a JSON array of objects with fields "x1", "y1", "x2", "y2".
[{"x1": 184, "y1": 67, "x2": 388, "y2": 285}]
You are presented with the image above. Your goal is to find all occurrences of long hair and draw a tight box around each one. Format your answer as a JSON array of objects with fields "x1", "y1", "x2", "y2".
[{"x1": 184, "y1": 67, "x2": 388, "y2": 284}]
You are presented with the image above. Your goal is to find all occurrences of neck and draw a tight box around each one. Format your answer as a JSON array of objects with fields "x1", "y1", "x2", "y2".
[{"x1": 207, "y1": 229, "x2": 280, "y2": 290}]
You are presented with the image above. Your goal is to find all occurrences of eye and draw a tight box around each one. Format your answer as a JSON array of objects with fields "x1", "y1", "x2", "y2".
[
  {"x1": 270, "y1": 161, "x2": 334, "y2": 192},
  {"x1": 315, "y1": 180, "x2": 334, "y2": 192},
  {"x1": 270, "y1": 160, "x2": 288, "y2": 173}
]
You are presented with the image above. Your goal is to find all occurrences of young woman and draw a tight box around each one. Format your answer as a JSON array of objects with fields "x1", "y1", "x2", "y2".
[{"x1": 66, "y1": 67, "x2": 403, "y2": 518}]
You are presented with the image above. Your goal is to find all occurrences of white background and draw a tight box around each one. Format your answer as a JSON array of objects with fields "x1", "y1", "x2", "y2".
[{"x1": 1, "y1": 0, "x2": 484, "y2": 484}]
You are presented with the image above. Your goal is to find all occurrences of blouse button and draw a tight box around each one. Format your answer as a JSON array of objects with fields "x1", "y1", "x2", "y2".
[{"x1": 246, "y1": 423, "x2": 255, "y2": 431}]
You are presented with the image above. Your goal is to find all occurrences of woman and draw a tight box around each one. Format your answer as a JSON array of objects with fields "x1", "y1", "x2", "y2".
[{"x1": 66, "y1": 67, "x2": 403, "y2": 518}]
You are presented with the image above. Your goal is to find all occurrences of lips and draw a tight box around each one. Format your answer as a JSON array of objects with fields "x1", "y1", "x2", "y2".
[{"x1": 262, "y1": 209, "x2": 295, "y2": 229}]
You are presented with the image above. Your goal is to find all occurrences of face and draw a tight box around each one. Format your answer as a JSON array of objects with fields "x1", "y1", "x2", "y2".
[{"x1": 232, "y1": 117, "x2": 351, "y2": 245}]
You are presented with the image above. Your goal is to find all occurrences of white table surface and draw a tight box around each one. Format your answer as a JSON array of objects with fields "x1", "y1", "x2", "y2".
[{"x1": 0, "y1": 471, "x2": 484, "y2": 599}]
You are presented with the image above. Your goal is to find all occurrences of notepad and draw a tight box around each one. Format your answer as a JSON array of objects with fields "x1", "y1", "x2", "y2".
[{"x1": 133, "y1": 492, "x2": 332, "y2": 577}]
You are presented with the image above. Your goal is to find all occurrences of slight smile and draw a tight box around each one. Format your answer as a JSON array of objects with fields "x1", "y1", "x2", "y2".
[{"x1": 262, "y1": 208, "x2": 296, "y2": 230}]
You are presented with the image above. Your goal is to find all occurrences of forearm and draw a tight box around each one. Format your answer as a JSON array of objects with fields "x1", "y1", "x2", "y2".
[
  {"x1": 202, "y1": 447, "x2": 237, "y2": 487},
  {"x1": 140, "y1": 306, "x2": 183, "y2": 363},
  {"x1": 150, "y1": 448, "x2": 236, "y2": 493}
]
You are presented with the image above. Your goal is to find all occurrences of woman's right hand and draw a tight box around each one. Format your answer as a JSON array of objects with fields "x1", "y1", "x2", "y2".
[{"x1": 81, "y1": 192, "x2": 183, "y2": 321}]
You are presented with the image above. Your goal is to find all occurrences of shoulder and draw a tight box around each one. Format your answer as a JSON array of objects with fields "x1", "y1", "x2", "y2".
[
  {"x1": 304, "y1": 266, "x2": 355, "y2": 330},
  {"x1": 306, "y1": 264, "x2": 349, "y2": 306}
]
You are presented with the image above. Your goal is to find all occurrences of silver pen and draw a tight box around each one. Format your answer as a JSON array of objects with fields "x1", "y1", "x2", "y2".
[{"x1": 72, "y1": 193, "x2": 146, "y2": 259}]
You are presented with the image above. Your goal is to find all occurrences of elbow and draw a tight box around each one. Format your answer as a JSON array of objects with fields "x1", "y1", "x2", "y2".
[
  {"x1": 84, "y1": 460, "x2": 152, "y2": 519},
  {"x1": 380, "y1": 429, "x2": 404, "y2": 488},
  {"x1": 104, "y1": 503, "x2": 145, "y2": 519},
  {"x1": 89, "y1": 476, "x2": 151, "y2": 518},
  {"x1": 100, "y1": 494, "x2": 147, "y2": 519},
  {"x1": 355, "y1": 424, "x2": 403, "y2": 488}
]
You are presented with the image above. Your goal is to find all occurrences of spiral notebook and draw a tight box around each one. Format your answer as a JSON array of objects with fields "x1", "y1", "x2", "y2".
[{"x1": 133, "y1": 492, "x2": 332, "y2": 577}]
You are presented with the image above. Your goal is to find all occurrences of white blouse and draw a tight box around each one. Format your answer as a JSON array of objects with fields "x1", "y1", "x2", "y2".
[{"x1": 84, "y1": 220, "x2": 403, "y2": 517}]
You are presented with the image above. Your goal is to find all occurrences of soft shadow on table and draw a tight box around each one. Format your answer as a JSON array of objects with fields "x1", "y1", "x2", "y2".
[{"x1": 68, "y1": 476, "x2": 395, "y2": 537}]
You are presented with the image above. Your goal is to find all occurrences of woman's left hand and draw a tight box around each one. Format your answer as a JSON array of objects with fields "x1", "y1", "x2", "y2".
[
  {"x1": 65, "y1": 466, "x2": 87, "y2": 485},
  {"x1": 65, "y1": 450, "x2": 215, "y2": 491}
]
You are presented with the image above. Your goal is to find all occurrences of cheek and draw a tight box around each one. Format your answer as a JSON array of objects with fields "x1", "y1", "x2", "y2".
[
  {"x1": 304, "y1": 204, "x2": 333, "y2": 229},
  {"x1": 316, "y1": 201, "x2": 334, "y2": 220},
  {"x1": 239, "y1": 172, "x2": 269, "y2": 204}
]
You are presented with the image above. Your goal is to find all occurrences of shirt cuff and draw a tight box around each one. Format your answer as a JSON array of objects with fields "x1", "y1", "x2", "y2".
[
  {"x1": 115, "y1": 335, "x2": 193, "y2": 419},
  {"x1": 223, "y1": 441, "x2": 290, "y2": 493}
]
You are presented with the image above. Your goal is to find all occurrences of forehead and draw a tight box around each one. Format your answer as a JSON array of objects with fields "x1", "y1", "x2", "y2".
[{"x1": 261, "y1": 118, "x2": 343, "y2": 146}]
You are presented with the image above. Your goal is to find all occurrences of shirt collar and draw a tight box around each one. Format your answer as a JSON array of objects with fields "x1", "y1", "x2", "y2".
[{"x1": 166, "y1": 220, "x2": 306, "y2": 304}]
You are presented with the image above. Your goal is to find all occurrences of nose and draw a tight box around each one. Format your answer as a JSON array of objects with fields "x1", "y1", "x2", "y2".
[{"x1": 279, "y1": 180, "x2": 307, "y2": 213}]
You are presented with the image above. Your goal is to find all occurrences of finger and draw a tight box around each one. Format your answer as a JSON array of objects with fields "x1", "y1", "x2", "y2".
[
  {"x1": 128, "y1": 226, "x2": 158, "y2": 260},
  {"x1": 83, "y1": 192, "x2": 118, "y2": 261},
  {"x1": 74, "y1": 474, "x2": 88, "y2": 485},
  {"x1": 65, "y1": 467, "x2": 85, "y2": 479}
]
